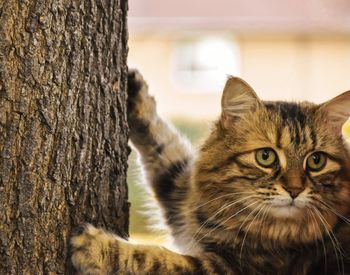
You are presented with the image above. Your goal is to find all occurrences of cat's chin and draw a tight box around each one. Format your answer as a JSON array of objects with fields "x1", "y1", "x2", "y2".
[
  {"x1": 269, "y1": 205, "x2": 305, "y2": 219},
  {"x1": 255, "y1": 207, "x2": 322, "y2": 245}
]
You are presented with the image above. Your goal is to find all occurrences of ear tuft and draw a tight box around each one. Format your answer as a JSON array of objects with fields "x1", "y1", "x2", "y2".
[
  {"x1": 318, "y1": 90, "x2": 350, "y2": 135},
  {"x1": 221, "y1": 76, "x2": 261, "y2": 128}
]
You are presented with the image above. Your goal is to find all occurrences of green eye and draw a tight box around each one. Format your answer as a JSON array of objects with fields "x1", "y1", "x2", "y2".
[
  {"x1": 255, "y1": 148, "x2": 277, "y2": 168},
  {"x1": 306, "y1": 152, "x2": 327, "y2": 172}
]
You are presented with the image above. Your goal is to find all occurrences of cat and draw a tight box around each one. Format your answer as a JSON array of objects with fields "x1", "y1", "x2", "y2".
[{"x1": 70, "y1": 69, "x2": 350, "y2": 275}]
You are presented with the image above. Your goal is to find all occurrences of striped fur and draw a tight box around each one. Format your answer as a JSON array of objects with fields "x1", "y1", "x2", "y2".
[{"x1": 71, "y1": 71, "x2": 350, "y2": 275}]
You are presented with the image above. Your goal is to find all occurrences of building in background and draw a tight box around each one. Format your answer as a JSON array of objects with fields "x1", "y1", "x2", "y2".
[{"x1": 128, "y1": 0, "x2": 350, "y2": 119}]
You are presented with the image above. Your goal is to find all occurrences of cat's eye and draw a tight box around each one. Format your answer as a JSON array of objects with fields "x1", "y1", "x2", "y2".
[
  {"x1": 306, "y1": 152, "x2": 327, "y2": 172},
  {"x1": 255, "y1": 148, "x2": 278, "y2": 168}
]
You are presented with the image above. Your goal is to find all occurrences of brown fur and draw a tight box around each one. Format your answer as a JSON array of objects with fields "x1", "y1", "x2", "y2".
[{"x1": 71, "y1": 70, "x2": 350, "y2": 275}]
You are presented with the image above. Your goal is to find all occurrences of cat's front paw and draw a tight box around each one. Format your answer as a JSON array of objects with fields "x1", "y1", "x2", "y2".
[
  {"x1": 127, "y1": 69, "x2": 157, "y2": 131},
  {"x1": 70, "y1": 224, "x2": 118, "y2": 275}
]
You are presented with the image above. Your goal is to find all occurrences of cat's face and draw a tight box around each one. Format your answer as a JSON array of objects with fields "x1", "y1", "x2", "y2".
[
  {"x1": 194, "y1": 77, "x2": 350, "y2": 245},
  {"x1": 228, "y1": 102, "x2": 350, "y2": 219}
]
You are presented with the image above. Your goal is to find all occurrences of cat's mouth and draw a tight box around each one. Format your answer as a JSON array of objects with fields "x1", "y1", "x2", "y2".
[{"x1": 287, "y1": 199, "x2": 299, "y2": 207}]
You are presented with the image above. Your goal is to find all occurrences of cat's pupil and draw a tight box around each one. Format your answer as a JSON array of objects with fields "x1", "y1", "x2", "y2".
[
  {"x1": 312, "y1": 154, "x2": 320, "y2": 164},
  {"x1": 262, "y1": 150, "x2": 270, "y2": 160}
]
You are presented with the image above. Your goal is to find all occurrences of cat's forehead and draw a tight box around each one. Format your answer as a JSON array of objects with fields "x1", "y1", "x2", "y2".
[
  {"x1": 240, "y1": 101, "x2": 319, "y2": 155},
  {"x1": 264, "y1": 101, "x2": 317, "y2": 153},
  {"x1": 263, "y1": 101, "x2": 316, "y2": 122}
]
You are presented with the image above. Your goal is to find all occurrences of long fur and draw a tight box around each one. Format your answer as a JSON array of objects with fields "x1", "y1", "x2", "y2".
[{"x1": 71, "y1": 71, "x2": 350, "y2": 275}]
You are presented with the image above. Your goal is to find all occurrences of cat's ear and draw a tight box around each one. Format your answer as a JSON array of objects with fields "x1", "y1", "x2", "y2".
[
  {"x1": 221, "y1": 76, "x2": 261, "y2": 128},
  {"x1": 318, "y1": 90, "x2": 350, "y2": 135}
]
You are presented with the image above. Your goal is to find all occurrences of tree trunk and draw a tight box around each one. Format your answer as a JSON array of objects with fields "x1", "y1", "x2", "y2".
[{"x1": 0, "y1": 0, "x2": 129, "y2": 274}]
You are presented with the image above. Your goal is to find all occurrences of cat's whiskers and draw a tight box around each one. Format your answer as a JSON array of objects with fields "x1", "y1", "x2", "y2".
[
  {"x1": 312, "y1": 196, "x2": 350, "y2": 275},
  {"x1": 313, "y1": 197, "x2": 350, "y2": 227},
  {"x1": 312, "y1": 206, "x2": 345, "y2": 275},
  {"x1": 193, "y1": 194, "x2": 257, "y2": 237},
  {"x1": 239, "y1": 203, "x2": 267, "y2": 263},
  {"x1": 189, "y1": 196, "x2": 258, "y2": 247},
  {"x1": 233, "y1": 202, "x2": 263, "y2": 245},
  {"x1": 314, "y1": 206, "x2": 346, "y2": 258},
  {"x1": 192, "y1": 194, "x2": 257, "y2": 238},
  {"x1": 308, "y1": 208, "x2": 328, "y2": 273},
  {"x1": 188, "y1": 200, "x2": 260, "y2": 252},
  {"x1": 258, "y1": 204, "x2": 271, "y2": 246},
  {"x1": 306, "y1": 209, "x2": 319, "y2": 255},
  {"x1": 183, "y1": 191, "x2": 255, "y2": 215},
  {"x1": 213, "y1": 200, "x2": 260, "y2": 233}
]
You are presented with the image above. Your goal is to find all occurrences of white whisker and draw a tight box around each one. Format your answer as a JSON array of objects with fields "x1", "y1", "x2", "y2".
[
  {"x1": 308, "y1": 208, "x2": 328, "y2": 273},
  {"x1": 183, "y1": 191, "x2": 255, "y2": 215},
  {"x1": 239, "y1": 203, "x2": 266, "y2": 262},
  {"x1": 312, "y1": 206, "x2": 344, "y2": 275},
  {"x1": 188, "y1": 200, "x2": 260, "y2": 252}
]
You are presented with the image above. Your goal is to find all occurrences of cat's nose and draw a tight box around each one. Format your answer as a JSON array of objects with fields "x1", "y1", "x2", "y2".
[{"x1": 283, "y1": 186, "x2": 304, "y2": 199}]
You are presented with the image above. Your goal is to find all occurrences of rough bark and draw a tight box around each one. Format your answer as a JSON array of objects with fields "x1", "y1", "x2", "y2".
[{"x1": 0, "y1": 0, "x2": 129, "y2": 274}]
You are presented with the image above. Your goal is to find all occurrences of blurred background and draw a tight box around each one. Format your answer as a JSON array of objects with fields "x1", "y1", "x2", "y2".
[{"x1": 127, "y1": 0, "x2": 350, "y2": 242}]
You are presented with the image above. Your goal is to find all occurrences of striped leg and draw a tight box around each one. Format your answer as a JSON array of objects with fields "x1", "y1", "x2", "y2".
[
  {"x1": 70, "y1": 224, "x2": 234, "y2": 275},
  {"x1": 127, "y1": 70, "x2": 193, "y2": 206}
]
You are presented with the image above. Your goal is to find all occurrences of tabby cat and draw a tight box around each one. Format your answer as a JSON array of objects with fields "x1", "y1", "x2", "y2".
[{"x1": 71, "y1": 70, "x2": 350, "y2": 275}]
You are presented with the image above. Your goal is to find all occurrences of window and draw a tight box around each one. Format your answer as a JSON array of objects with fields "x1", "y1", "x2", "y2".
[{"x1": 172, "y1": 36, "x2": 240, "y2": 93}]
